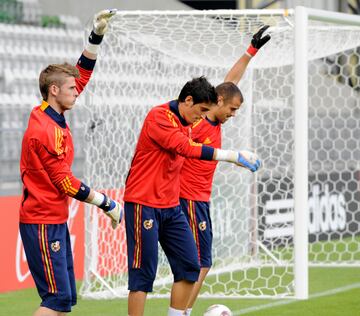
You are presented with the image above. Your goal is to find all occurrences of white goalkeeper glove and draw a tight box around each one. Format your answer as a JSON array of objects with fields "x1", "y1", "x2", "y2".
[
  {"x1": 86, "y1": 9, "x2": 117, "y2": 54},
  {"x1": 215, "y1": 149, "x2": 261, "y2": 172},
  {"x1": 89, "y1": 191, "x2": 123, "y2": 229},
  {"x1": 104, "y1": 200, "x2": 123, "y2": 230}
]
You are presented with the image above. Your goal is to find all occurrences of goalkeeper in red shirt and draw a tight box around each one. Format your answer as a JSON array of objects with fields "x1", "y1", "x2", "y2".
[
  {"x1": 179, "y1": 26, "x2": 271, "y2": 315},
  {"x1": 19, "y1": 10, "x2": 122, "y2": 316},
  {"x1": 123, "y1": 76, "x2": 261, "y2": 314}
]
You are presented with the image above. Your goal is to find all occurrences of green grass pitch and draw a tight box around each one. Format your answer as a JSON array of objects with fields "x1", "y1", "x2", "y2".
[{"x1": 1, "y1": 267, "x2": 359, "y2": 316}]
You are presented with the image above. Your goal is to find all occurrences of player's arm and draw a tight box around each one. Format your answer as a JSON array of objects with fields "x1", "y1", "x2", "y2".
[
  {"x1": 213, "y1": 149, "x2": 261, "y2": 172},
  {"x1": 30, "y1": 138, "x2": 122, "y2": 229},
  {"x1": 76, "y1": 9, "x2": 117, "y2": 94},
  {"x1": 224, "y1": 25, "x2": 271, "y2": 84},
  {"x1": 148, "y1": 111, "x2": 260, "y2": 172},
  {"x1": 148, "y1": 111, "x2": 215, "y2": 161}
]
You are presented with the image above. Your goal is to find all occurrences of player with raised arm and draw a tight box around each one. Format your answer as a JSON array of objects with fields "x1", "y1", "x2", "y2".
[
  {"x1": 179, "y1": 26, "x2": 271, "y2": 316},
  {"x1": 123, "y1": 76, "x2": 261, "y2": 316},
  {"x1": 19, "y1": 10, "x2": 121, "y2": 316}
]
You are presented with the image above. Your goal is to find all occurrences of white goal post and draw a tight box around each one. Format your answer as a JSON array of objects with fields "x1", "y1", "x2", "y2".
[
  {"x1": 79, "y1": 7, "x2": 360, "y2": 300},
  {"x1": 294, "y1": 6, "x2": 360, "y2": 299}
]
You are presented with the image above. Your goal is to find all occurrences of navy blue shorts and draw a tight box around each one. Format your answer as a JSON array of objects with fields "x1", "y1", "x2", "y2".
[
  {"x1": 125, "y1": 202, "x2": 200, "y2": 292},
  {"x1": 180, "y1": 198, "x2": 213, "y2": 268},
  {"x1": 19, "y1": 223, "x2": 76, "y2": 312}
]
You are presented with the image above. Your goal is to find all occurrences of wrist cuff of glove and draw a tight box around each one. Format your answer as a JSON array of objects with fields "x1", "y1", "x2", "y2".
[
  {"x1": 99, "y1": 194, "x2": 116, "y2": 212},
  {"x1": 85, "y1": 43, "x2": 100, "y2": 55},
  {"x1": 90, "y1": 191, "x2": 115, "y2": 212},
  {"x1": 214, "y1": 149, "x2": 238, "y2": 163},
  {"x1": 246, "y1": 44, "x2": 258, "y2": 57},
  {"x1": 85, "y1": 31, "x2": 104, "y2": 54},
  {"x1": 89, "y1": 30, "x2": 104, "y2": 44}
]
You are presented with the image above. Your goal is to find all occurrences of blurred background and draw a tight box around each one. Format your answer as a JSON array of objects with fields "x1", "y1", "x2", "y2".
[{"x1": 0, "y1": 0, "x2": 359, "y2": 196}]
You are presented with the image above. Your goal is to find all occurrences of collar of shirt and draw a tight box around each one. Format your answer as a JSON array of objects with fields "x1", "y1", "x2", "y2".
[
  {"x1": 40, "y1": 100, "x2": 67, "y2": 128},
  {"x1": 205, "y1": 116, "x2": 220, "y2": 126},
  {"x1": 169, "y1": 99, "x2": 189, "y2": 126}
]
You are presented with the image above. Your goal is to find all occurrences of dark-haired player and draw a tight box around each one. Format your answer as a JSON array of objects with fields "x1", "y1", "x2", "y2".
[{"x1": 124, "y1": 75, "x2": 261, "y2": 316}]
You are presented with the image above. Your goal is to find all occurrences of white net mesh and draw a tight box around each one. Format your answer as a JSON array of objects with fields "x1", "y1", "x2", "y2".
[{"x1": 80, "y1": 9, "x2": 360, "y2": 299}]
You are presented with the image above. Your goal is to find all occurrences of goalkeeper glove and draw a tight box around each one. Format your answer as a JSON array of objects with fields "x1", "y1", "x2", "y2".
[
  {"x1": 90, "y1": 191, "x2": 123, "y2": 229},
  {"x1": 236, "y1": 150, "x2": 261, "y2": 172},
  {"x1": 86, "y1": 9, "x2": 117, "y2": 54},
  {"x1": 93, "y1": 9, "x2": 117, "y2": 35},
  {"x1": 103, "y1": 199, "x2": 123, "y2": 230},
  {"x1": 215, "y1": 149, "x2": 261, "y2": 172},
  {"x1": 246, "y1": 25, "x2": 271, "y2": 57}
]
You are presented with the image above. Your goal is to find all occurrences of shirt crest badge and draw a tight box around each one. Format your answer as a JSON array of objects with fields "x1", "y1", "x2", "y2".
[
  {"x1": 143, "y1": 219, "x2": 154, "y2": 230},
  {"x1": 51, "y1": 241, "x2": 61, "y2": 252}
]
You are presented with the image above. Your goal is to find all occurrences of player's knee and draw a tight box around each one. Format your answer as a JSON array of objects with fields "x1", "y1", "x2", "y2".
[
  {"x1": 41, "y1": 293, "x2": 73, "y2": 313},
  {"x1": 56, "y1": 292, "x2": 74, "y2": 309},
  {"x1": 193, "y1": 260, "x2": 201, "y2": 273},
  {"x1": 175, "y1": 260, "x2": 200, "y2": 283},
  {"x1": 60, "y1": 295, "x2": 72, "y2": 305},
  {"x1": 129, "y1": 272, "x2": 156, "y2": 292}
]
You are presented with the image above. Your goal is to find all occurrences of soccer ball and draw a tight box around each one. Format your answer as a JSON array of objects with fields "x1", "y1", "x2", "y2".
[{"x1": 203, "y1": 304, "x2": 233, "y2": 316}]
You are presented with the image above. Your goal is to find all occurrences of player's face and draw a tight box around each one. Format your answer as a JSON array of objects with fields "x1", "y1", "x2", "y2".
[
  {"x1": 182, "y1": 96, "x2": 213, "y2": 124},
  {"x1": 215, "y1": 95, "x2": 242, "y2": 124},
  {"x1": 55, "y1": 76, "x2": 79, "y2": 112},
  {"x1": 187, "y1": 102, "x2": 213, "y2": 124}
]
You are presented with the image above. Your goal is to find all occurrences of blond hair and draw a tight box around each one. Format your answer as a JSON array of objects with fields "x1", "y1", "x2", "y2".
[{"x1": 39, "y1": 63, "x2": 80, "y2": 100}]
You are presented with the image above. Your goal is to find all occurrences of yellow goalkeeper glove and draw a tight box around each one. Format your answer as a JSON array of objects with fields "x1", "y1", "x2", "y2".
[
  {"x1": 86, "y1": 9, "x2": 117, "y2": 54},
  {"x1": 93, "y1": 9, "x2": 117, "y2": 36}
]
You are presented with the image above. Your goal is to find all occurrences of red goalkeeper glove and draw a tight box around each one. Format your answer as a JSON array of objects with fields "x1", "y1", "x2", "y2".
[{"x1": 246, "y1": 25, "x2": 271, "y2": 57}]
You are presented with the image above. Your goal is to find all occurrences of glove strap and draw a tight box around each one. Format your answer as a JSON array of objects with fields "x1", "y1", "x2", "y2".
[
  {"x1": 89, "y1": 191, "x2": 115, "y2": 212},
  {"x1": 246, "y1": 44, "x2": 258, "y2": 57},
  {"x1": 89, "y1": 30, "x2": 104, "y2": 45},
  {"x1": 85, "y1": 30, "x2": 104, "y2": 54},
  {"x1": 214, "y1": 149, "x2": 238, "y2": 163}
]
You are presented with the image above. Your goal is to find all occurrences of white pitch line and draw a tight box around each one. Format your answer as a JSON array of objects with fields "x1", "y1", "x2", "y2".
[{"x1": 233, "y1": 283, "x2": 360, "y2": 315}]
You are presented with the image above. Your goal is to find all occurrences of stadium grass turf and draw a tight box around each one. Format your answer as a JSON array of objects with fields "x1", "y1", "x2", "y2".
[{"x1": 1, "y1": 267, "x2": 359, "y2": 316}]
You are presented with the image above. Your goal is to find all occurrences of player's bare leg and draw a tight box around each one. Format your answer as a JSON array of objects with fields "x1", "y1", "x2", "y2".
[
  {"x1": 170, "y1": 280, "x2": 195, "y2": 311},
  {"x1": 186, "y1": 267, "x2": 210, "y2": 309},
  {"x1": 128, "y1": 290, "x2": 147, "y2": 316},
  {"x1": 33, "y1": 306, "x2": 58, "y2": 316}
]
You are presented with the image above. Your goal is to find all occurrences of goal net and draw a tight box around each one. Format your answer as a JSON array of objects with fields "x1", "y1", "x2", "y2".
[{"x1": 79, "y1": 8, "x2": 360, "y2": 299}]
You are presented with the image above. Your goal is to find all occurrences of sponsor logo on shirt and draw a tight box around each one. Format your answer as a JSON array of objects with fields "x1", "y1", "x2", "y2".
[
  {"x1": 203, "y1": 137, "x2": 212, "y2": 144},
  {"x1": 189, "y1": 139, "x2": 202, "y2": 147}
]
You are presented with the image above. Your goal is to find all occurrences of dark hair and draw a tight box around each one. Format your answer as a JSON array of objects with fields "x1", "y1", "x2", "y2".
[
  {"x1": 216, "y1": 82, "x2": 244, "y2": 103},
  {"x1": 39, "y1": 63, "x2": 80, "y2": 100},
  {"x1": 178, "y1": 76, "x2": 217, "y2": 105}
]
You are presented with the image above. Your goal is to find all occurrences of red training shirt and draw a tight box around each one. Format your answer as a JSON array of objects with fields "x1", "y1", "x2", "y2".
[
  {"x1": 180, "y1": 118, "x2": 221, "y2": 202},
  {"x1": 19, "y1": 55, "x2": 94, "y2": 224},
  {"x1": 124, "y1": 100, "x2": 214, "y2": 208}
]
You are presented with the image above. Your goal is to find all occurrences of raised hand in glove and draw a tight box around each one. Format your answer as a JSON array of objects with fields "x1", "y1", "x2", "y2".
[{"x1": 246, "y1": 25, "x2": 271, "y2": 57}]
